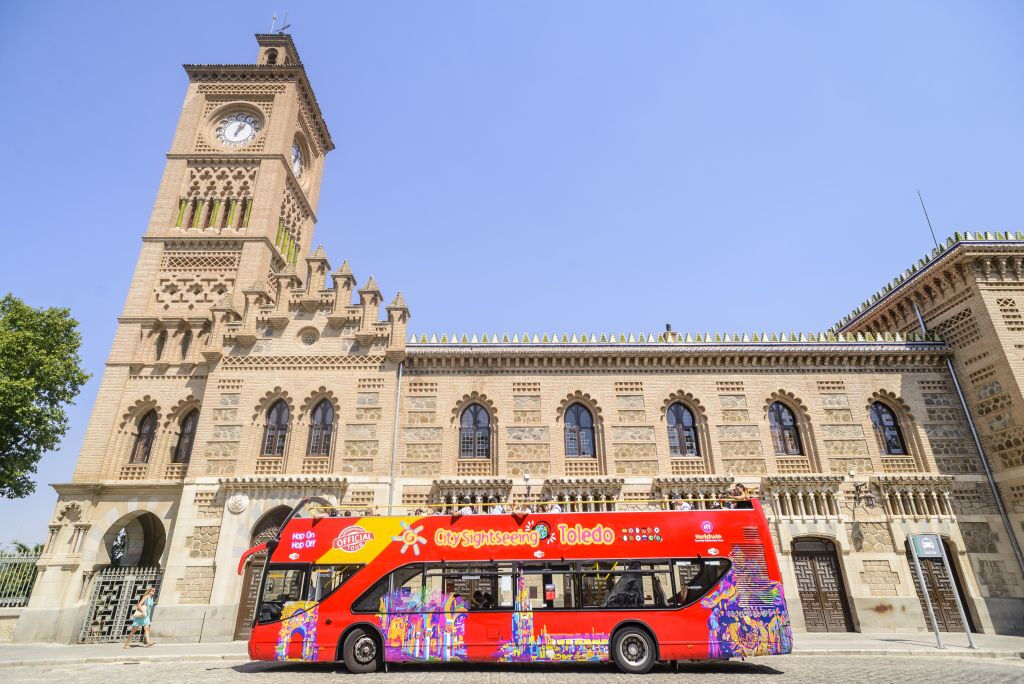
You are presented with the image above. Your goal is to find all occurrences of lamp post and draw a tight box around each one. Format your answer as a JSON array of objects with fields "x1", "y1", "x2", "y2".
[{"x1": 847, "y1": 468, "x2": 876, "y2": 521}]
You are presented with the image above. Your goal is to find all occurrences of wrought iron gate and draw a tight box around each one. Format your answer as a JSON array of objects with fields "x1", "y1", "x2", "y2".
[{"x1": 79, "y1": 566, "x2": 162, "y2": 643}]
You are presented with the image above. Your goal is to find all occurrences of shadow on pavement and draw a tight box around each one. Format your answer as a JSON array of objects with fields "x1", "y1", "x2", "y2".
[{"x1": 229, "y1": 660, "x2": 784, "y2": 676}]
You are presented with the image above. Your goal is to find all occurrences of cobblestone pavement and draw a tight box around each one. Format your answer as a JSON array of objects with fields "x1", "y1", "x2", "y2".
[{"x1": 5, "y1": 656, "x2": 1024, "y2": 683}]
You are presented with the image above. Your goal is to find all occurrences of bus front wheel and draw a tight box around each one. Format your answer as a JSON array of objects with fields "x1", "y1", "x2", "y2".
[
  {"x1": 611, "y1": 626, "x2": 656, "y2": 674},
  {"x1": 342, "y1": 627, "x2": 380, "y2": 674}
]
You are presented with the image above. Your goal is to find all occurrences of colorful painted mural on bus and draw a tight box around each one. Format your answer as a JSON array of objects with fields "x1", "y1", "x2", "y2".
[
  {"x1": 274, "y1": 601, "x2": 319, "y2": 661},
  {"x1": 701, "y1": 564, "x2": 792, "y2": 658},
  {"x1": 376, "y1": 590, "x2": 468, "y2": 661},
  {"x1": 497, "y1": 575, "x2": 610, "y2": 662}
]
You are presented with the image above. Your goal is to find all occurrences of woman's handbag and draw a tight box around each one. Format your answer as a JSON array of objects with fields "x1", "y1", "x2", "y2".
[{"x1": 131, "y1": 604, "x2": 148, "y2": 620}]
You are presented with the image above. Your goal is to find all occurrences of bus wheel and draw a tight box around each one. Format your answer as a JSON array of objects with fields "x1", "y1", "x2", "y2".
[
  {"x1": 612, "y1": 627, "x2": 656, "y2": 674},
  {"x1": 342, "y1": 627, "x2": 380, "y2": 674}
]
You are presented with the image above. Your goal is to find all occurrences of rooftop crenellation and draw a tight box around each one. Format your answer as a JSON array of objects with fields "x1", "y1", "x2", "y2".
[
  {"x1": 832, "y1": 231, "x2": 1024, "y2": 332},
  {"x1": 406, "y1": 330, "x2": 942, "y2": 346}
]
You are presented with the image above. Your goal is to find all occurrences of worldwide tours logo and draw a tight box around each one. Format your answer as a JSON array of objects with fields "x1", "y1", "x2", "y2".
[{"x1": 695, "y1": 520, "x2": 723, "y2": 543}]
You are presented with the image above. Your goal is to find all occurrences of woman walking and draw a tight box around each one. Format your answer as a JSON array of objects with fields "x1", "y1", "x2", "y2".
[{"x1": 124, "y1": 587, "x2": 157, "y2": 648}]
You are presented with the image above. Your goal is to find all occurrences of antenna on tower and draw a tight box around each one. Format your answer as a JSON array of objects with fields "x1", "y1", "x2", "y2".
[
  {"x1": 270, "y1": 11, "x2": 291, "y2": 33},
  {"x1": 917, "y1": 190, "x2": 939, "y2": 249}
]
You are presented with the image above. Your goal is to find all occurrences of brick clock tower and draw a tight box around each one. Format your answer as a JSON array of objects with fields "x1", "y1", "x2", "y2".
[
  {"x1": 74, "y1": 33, "x2": 333, "y2": 486},
  {"x1": 17, "y1": 34, "x2": 336, "y2": 643}
]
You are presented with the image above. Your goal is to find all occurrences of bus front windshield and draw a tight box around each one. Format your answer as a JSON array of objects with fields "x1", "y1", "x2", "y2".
[{"x1": 257, "y1": 564, "x2": 363, "y2": 624}]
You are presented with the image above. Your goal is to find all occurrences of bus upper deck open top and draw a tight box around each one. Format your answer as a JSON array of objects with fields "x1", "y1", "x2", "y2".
[{"x1": 240, "y1": 497, "x2": 791, "y2": 673}]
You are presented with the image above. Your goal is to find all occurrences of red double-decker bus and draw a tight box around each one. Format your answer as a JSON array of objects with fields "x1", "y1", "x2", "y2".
[{"x1": 239, "y1": 498, "x2": 791, "y2": 673}]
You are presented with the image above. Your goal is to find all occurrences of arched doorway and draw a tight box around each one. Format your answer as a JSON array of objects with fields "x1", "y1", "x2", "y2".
[
  {"x1": 80, "y1": 511, "x2": 166, "y2": 643},
  {"x1": 106, "y1": 511, "x2": 167, "y2": 567},
  {"x1": 904, "y1": 538, "x2": 974, "y2": 632},
  {"x1": 234, "y1": 505, "x2": 291, "y2": 640},
  {"x1": 791, "y1": 537, "x2": 854, "y2": 632}
]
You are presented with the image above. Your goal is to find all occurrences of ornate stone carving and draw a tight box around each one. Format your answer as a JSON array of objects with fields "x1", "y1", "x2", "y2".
[{"x1": 226, "y1": 493, "x2": 249, "y2": 514}]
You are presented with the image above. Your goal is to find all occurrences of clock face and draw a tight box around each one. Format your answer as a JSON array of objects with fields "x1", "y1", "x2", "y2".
[
  {"x1": 291, "y1": 141, "x2": 303, "y2": 177},
  {"x1": 216, "y1": 113, "x2": 262, "y2": 147}
]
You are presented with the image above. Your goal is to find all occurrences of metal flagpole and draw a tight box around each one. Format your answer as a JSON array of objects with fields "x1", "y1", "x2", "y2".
[
  {"x1": 939, "y1": 544, "x2": 976, "y2": 648},
  {"x1": 910, "y1": 540, "x2": 944, "y2": 649}
]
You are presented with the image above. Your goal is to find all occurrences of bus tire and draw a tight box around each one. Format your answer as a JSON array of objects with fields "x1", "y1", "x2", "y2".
[
  {"x1": 342, "y1": 627, "x2": 380, "y2": 674},
  {"x1": 611, "y1": 626, "x2": 656, "y2": 674}
]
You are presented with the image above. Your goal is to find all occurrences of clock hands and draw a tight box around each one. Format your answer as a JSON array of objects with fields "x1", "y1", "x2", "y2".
[{"x1": 231, "y1": 122, "x2": 246, "y2": 139}]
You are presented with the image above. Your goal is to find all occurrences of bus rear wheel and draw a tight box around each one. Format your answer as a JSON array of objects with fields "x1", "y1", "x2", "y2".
[
  {"x1": 612, "y1": 626, "x2": 656, "y2": 674},
  {"x1": 342, "y1": 627, "x2": 380, "y2": 674}
]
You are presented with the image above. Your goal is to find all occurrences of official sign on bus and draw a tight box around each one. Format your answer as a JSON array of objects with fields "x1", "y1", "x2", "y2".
[{"x1": 911, "y1": 533, "x2": 943, "y2": 558}]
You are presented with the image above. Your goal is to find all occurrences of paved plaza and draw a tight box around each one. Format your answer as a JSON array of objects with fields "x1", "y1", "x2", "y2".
[{"x1": 4, "y1": 656, "x2": 1024, "y2": 683}]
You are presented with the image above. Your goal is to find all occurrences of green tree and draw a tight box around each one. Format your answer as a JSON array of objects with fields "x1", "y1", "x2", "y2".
[
  {"x1": 0, "y1": 294, "x2": 89, "y2": 498},
  {"x1": 8, "y1": 540, "x2": 44, "y2": 554}
]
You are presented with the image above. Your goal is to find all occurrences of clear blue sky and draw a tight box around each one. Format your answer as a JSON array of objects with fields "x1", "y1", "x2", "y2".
[{"x1": 1, "y1": 1, "x2": 1022, "y2": 543}]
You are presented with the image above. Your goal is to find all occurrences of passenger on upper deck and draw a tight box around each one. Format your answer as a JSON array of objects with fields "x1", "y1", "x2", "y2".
[{"x1": 727, "y1": 483, "x2": 754, "y2": 509}]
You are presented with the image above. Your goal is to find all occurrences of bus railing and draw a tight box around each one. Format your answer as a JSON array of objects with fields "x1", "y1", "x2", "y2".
[{"x1": 303, "y1": 496, "x2": 759, "y2": 517}]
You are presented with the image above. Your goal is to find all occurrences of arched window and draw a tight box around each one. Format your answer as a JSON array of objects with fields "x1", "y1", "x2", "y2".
[
  {"x1": 173, "y1": 409, "x2": 199, "y2": 463},
  {"x1": 307, "y1": 399, "x2": 334, "y2": 456},
  {"x1": 262, "y1": 400, "x2": 290, "y2": 456},
  {"x1": 667, "y1": 403, "x2": 699, "y2": 456},
  {"x1": 154, "y1": 330, "x2": 167, "y2": 360},
  {"x1": 768, "y1": 401, "x2": 802, "y2": 455},
  {"x1": 180, "y1": 330, "x2": 192, "y2": 359},
  {"x1": 870, "y1": 401, "x2": 907, "y2": 455},
  {"x1": 564, "y1": 403, "x2": 596, "y2": 457},
  {"x1": 265, "y1": 48, "x2": 278, "y2": 65},
  {"x1": 459, "y1": 404, "x2": 490, "y2": 458},
  {"x1": 131, "y1": 410, "x2": 158, "y2": 463}
]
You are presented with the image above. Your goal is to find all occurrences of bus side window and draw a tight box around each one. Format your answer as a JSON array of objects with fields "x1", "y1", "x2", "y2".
[
  {"x1": 352, "y1": 575, "x2": 390, "y2": 613},
  {"x1": 441, "y1": 565, "x2": 513, "y2": 610},
  {"x1": 639, "y1": 562, "x2": 673, "y2": 608},
  {"x1": 391, "y1": 565, "x2": 425, "y2": 611},
  {"x1": 673, "y1": 559, "x2": 731, "y2": 607},
  {"x1": 309, "y1": 564, "x2": 364, "y2": 602},
  {"x1": 520, "y1": 563, "x2": 577, "y2": 610},
  {"x1": 579, "y1": 562, "x2": 617, "y2": 608},
  {"x1": 352, "y1": 564, "x2": 422, "y2": 613}
]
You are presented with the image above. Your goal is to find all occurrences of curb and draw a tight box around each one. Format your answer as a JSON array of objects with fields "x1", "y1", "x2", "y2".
[
  {"x1": 790, "y1": 649, "x2": 1024, "y2": 659},
  {"x1": 0, "y1": 650, "x2": 1022, "y2": 667},
  {"x1": 0, "y1": 653, "x2": 247, "y2": 667}
]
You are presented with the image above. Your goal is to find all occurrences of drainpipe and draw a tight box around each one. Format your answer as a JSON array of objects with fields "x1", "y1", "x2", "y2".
[
  {"x1": 386, "y1": 360, "x2": 404, "y2": 515},
  {"x1": 912, "y1": 302, "x2": 1024, "y2": 576}
]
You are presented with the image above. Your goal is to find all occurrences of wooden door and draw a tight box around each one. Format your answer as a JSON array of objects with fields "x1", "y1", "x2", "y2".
[
  {"x1": 791, "y1": 538, "x2": 853, "y2": 633},
  {"x1": 906, "y1": 541, "x2": 971, "y2": 632},
  {"x1": 234, "y1": 554, "x2": 265, "y2": 640},
  {"x1": 234, "y1": 507, "x2": 291, "y2": 641}
]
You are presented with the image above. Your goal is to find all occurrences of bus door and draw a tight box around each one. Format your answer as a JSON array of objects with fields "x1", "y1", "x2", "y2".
[
  {"x1": 514, "y1": 562, "x2": 583, "y2": 659},
  {"x1": 253, "y1": 564, "x2": 311, "y2": 659},
  {"x1": 431, "y1": 563, "x2": 516, "y2": 658}
]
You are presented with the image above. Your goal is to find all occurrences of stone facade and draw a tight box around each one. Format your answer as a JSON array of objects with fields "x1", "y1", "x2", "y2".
[{"x1": 11, "y1": 35, "x2": 1024, "y2": 644}]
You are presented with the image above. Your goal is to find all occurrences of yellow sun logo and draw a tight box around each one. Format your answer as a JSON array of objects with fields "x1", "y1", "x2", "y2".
[{"x1": 392, "y1": 520, "x2": 427, "y2": 556}]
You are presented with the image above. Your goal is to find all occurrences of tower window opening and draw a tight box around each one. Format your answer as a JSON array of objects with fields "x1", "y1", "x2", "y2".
[
  {"x1": 202, "y1": 199, "x2": 213, "y2": 228},
  {"x1": 185, "y1": 198, "x2": 199, "y2": 229},
  {"x1": 241, "y1": 197, "x2": 253, "y2": 227},
  {"x1": 266, "y1": 49, "x2": 278, "y2": 65},
  {"x1": 220, "y1": 198, "x2": 232, "y2": 228},
  {"x1": 131, "y1": 410, "x2": 158, "y2": 464},
  {"x1": 154, "y1": 330, "x2": 167, "y2": 361}
]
